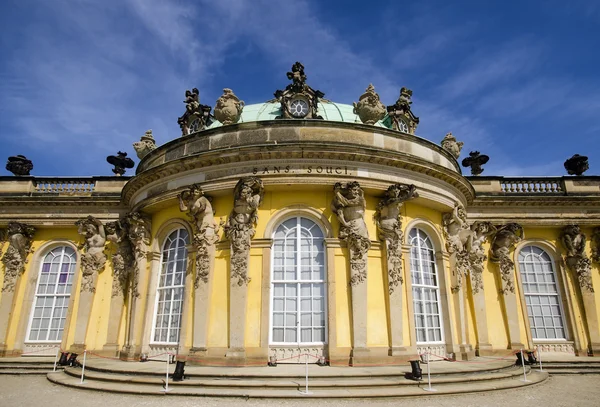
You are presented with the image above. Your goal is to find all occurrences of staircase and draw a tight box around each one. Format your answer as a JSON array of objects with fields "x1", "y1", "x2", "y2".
[
  {"x1": 0, "y1": 357, "x2": 58, "y2": 375},
  {"x1": 538, "y1": 359, "x2": 600, "y2": 375},
  {"x1": 47, "y1": 361, "x2": 548, "y2": 398}
]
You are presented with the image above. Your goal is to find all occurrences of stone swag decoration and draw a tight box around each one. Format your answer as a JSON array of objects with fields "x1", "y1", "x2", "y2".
[
  {"x1": 561, "y1": 225, "x2": 593, "y2": 292},
  {"x1": 224, "y1": 177, "x2": 264, "y2": 286},
  {"x1": 75, "y1": 216, "x2": 107, "y2": 293},
  {"x1": 332, "y1": 181, "x2": 370, "y2": 286},
  {"x1": 353, "y1": 84, "x2": 386, "y2": 125},
  {"x1": 179, "y1": 184, "x2": 220, "y2": 288},
  {"x1": 133, "y1": 130, "x2": 157, "y2": 160},
  {"x1": 274, "y1": 62, "x2": 325, "y2": 120},
  {"x1": 592, "y1": 227, "x2": 600, "y2": 263},
  {"x1": 178, "y1": 88, "x2": 213, "y2": 136},
  {"x1": 386, "y1": 87, "x2": 419, "y2": 134},
  {"x1": 441, "y1": 132, "x2": 464, "y2": 159},
  {"x1": 1, "y1": 222, "x2": 36, "y2": 292},
  {"x1": 105, "y1": 220, "x2": 134, "y2": 297},
  {"x1": 374, "y1": 184, "x2": 418, "y2": 294},
  {"x1": 214, "y1": 89, "x2": 245, "y2": 125},
  {"x1": 490, "y1": 223, "x2": 524, "y2": 294}
]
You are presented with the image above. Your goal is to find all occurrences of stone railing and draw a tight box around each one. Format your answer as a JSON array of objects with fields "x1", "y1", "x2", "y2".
[
  {"x1": 34, "y1": 178, "x2": 96, "y2": 193},
  {"x1": 469, "y1": 176, "x2": 600, "y2": 196}
]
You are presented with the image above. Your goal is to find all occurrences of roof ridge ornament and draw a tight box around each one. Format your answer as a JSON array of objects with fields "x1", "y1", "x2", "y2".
[
  {"x1": 177, "y1": 87, "x2": 213, "y2": 136},
  {"x1": 386, "y1": 87, "x2": 419, "y2": 134},
  {"x1": 353, "y1": 84, "x2": 386, "y2": 125},
  {"x1": 274, "y1": 62, "x2": 324, "y2": 120}
]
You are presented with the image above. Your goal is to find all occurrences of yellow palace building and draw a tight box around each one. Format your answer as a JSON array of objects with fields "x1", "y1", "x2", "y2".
[{"x1": 1, "y1": 63, "x2": 599, "y2": 367}]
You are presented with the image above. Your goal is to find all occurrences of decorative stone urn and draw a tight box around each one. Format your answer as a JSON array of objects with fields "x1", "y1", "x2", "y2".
[
  {"x1": 441, "y1": 132, "x2": 464, "y2": 159},
  {"x1": 133, "y1": 130, "x2": 157, "y2": 160},
  {"x1": 564, "y1": 154, "x2": 589, "y2": 176},
  {"x1": 214, "y1": 88, "x2": 245, "y2": 125},
  {"x1": 5, "y1": 155, "x2": 33, "y2": 176},
  {"x1": 353, "y1": 84, "x2": 386, "y2": 125}
]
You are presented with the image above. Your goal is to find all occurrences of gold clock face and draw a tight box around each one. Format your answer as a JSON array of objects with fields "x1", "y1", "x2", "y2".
[{"x1": 290, "y1": 99, "x2": 309, "y2": 118}]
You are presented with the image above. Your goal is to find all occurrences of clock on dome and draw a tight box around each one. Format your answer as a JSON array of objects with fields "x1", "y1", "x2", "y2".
[{"x1": 290, "y1": 98, "x2": 309, "y2": 118}]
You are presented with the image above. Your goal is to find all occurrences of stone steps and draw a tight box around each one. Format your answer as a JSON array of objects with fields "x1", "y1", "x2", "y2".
[
  {"x1": 47, "y1": 365, "x2": 547, "y2": 398},
  {"x1": 536, "y1": 362, "x2": 600, "y2": 375},
  {"x1": 0, "y1": 359, "x2": 58, "y2": 375}
]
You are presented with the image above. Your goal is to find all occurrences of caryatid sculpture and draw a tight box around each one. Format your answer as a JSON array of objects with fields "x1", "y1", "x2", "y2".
[
  {"x1": 332, "y1": 181, "x2": 371, "y2": 286},
  {"x1": 75, "y1": 216, "x2": 107, "y2": 293},
  {"x1": 442, "y1": 202, "x2": 474, "y2": 292},
  {"x1": 490, "y1": 223, "x2": 523, "y2": 294},
  {"x1": 592, "y1": 227, "x2": 600, "y2": 263},
  {"x1": 105, "y1": 220, "x2": 133, "y2": 297},
  {"x1": 468, "y1": 221, "x2": 496, "y2": 294},
  {"x1": 1, "y1": 222, "x2": 36, "y2": 292},
  {"x1": 374, "y1": 183, "x2": 418, "y2": 293},
  {"x1": 224, "y1": 177, "x2": 264, "y2": 286},
  {"x1": 179, "y1": 184, "x2": 220, "y2": 288},
  {"x1": 123, "y1": 212, "x2": 151, "y2": 297},
  {"x1": 561, "y1": 225, "x2": 593, "y2": 292}
]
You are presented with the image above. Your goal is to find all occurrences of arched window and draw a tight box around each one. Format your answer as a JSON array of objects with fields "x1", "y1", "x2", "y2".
[
  {"x1": 26, "y1": 246, "x2": 77, "y2": 342},
  {"x1": 409, "y1": 228, "x2": 443, "y2": 343},
  {"x1": 518, "y1": 246, "x2": 567, "y2": 340},
  {"x1": 270, "y1": 217, "x2": 326, "y2": 344},
  {"x1": 151, "y1": 229, "x2": 189, "y2": 344}
]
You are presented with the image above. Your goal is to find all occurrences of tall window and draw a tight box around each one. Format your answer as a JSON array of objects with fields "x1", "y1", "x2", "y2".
[
  {"x1": 518, "y1": 246, "x2": 567, "y2": 340},
  {"x1": 409, "y1": 228, "x2": 443, "y2": 343},
  {"x1": 27, "y1": 246, "x2": 76, "y2": 342},
  {"x1": 152, "y1": 229, "x2": 189, "y2": 344},
  {"x1": 271, "y1": 217, "x2": 326, "y2": 344}
]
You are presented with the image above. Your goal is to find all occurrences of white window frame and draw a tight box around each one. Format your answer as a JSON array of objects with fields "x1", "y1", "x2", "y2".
[
  {"x1": 150, "y1": 228, "x2": 189, "y2": 345},
  {"x1": 25, "y1": 246, "x2": 76, "y2": 343},
  {"x1": 269, "y1": 216, "x2": 327, "y2": 346},
  {"x1": 518, "y1": 245, "x2": 568, "y2": 341},
  {"x1": 409, "y1": 228, "x2": 445, "y2": 345}
]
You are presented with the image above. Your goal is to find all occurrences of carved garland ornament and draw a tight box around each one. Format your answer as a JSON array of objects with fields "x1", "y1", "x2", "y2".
[
  {"x1": 178, "y1": 184, "x2": 219, "y2": 289},
  {"x1": 561, "y1": 225, "x2": 593, "y2": 293},
  {"x1": 332, "y1": 181, "x2": 370, "y2": 286},
  {"x1": 374, "y1": 183, "x2": 418, "y2": 294},
  {"x1": 1, "y1": 222, "x2": 35, "y2": 293},
  {"x1": 490, "y1": 223, "x2": 523, "y2": 294},
  {"x1": 224, "y1": 177, "x2": 264, "y2": 286},
  {"x1": 75, "y1": 216, "x2": 107, "y2": 293}
]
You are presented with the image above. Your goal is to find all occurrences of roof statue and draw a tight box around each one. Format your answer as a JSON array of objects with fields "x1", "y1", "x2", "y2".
[
  {"x1": 564, "y1": 154, "x2": 589, "y2": 176},
  {"x1": 386, "y1": 87, "x2": 420, "y2": 134},
  {"x1": 274, "y1": 62, "x2": 325, "y2": 120},
  {"x1": 177, "y1": 87, "x2": 213, "y2": 135},
  {"x1": 353, "y1": 84, "x2": 386, "y2": 125},
  {"x1": 441, "y1": 132, "x2": 464, "y2": 159},
  {"x1": 6, "y1": 155, "x2": 33, "y2": 176},
  {"x1": 214, "y1": 88, "x2": 245, "y2": 125},
  {"x1": 133, "y1": 130, "x2": 157, "y2": 160}
]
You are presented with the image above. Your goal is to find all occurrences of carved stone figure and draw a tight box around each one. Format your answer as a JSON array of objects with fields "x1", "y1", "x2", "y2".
[
  {"x1": 468, "y1": 221, "x2": 496, "y2": 294},
  {"x1": 179, "y1": 184, "x2": 219, "y2": 288},
  {"x1": 353, "y1": 84, "x2": 386, "y2": 125},
  {"x1": 374, "y1": 183, "x2": 418, "y2": 294},
  {"x1": 123, "y1": 212, "x2": 151, "y2": 297},
  {"x1": 214, "y1": 89, "x2": 245, "y2": 125},
  {"x1": 490, "y1": 223, "x2": 523, "y2": 294},
  {"x1": 274, "y1": 62, "x2": 324, "y2": 120},
  {"x1": 224, "y1": 177, "x2": 264, "y2": 286},
  {"x1": 106, "y1": 151, "x2": 135, "y2": 176},
  {"x1": 105, "y1": 220, "x2": 133, "y2": 297},
  {"x1": 386, "y1": 87, "x2": 420, "y2": 134},
  {"x1": 75, "y1": 216, "x2": 107, "y2": 293},
  {"x1": 564, "y1": 154, "x2": 589, "y2": 176},
  {"x1": 592, "y1": 227, "x2": 600, "y2": 263},
  {"x1": 443, "y1": 202, "x2": 474, "y2": 292},
  {"x1": 6, "y1": 155, "x2": 33, "y2": 176},
  {"x1": 332, "y1": 181, "x2": 371, "y2": 286},
  {"x1": 462, "y1": 151, "x2": 489, "y2": 176},
  {"x1": 177, "y1": 88, "x2": 213, "y2": 135},
  {"x1": 441, "y1": 132, "x2": 464, "y2": 159},
  {"x1": 561, "y1": 225, "x2": 593, "y2": 292},
  {"x1": 133, "y1": 130, "x2": 157, "y2": 160},
  {"x1": 1, "y1": 222, "x2": 35, "y2": 292}
]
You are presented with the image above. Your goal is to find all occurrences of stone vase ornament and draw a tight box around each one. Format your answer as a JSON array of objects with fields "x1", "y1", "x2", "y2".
[
  {"x1": 6, "y1": 155, "x2": 33, "y2": 176},
  {"x1": 214, "y1": 89, "x2": 245, "y2": 125},
  {"x1": 564, "y1": 154, "x2": 589, "y2": 176},
  {"x1": 133, "y1": 130, "x2": 157, "y2": 160},
  {"x1": 441, "y1": 132, "x2": 464, "y2": 159},
  {"x1": 353, "y1": 84, "x2": 386, "y2": 125}
]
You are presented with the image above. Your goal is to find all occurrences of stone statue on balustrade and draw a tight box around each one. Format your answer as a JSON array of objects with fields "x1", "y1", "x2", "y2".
[
  {"x1": 561, "y1": 225, "x2": 593, "y2": 292},
  {"x1": 332, "y1": 181, "x2": 371, "y2": 286},
  {"x1": 374, "y1": 183, "x2": 418, "y2": 294},
  {"x1": 1, "y1": 222, "x2": 36, "y2": 292},
  {"x1": 75, "y1": 216, "x2": 107, "y2": 293},
  {"x1": 490, "y1": 223, "x2": 523, "y2": 294},
  {"x1": 223, "y1": 177, "x2": 264, "y2": 286},
  {"x1": 179, "y1": 184, "x2": 220, "y2": 288}
]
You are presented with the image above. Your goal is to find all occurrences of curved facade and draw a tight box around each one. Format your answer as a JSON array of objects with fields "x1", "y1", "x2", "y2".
[{"x1": 1, "y1": 65, "x2": 600, "y2": 365}]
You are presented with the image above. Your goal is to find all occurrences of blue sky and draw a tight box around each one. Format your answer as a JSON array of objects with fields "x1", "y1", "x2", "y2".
[{"x1": 1, "y1": 0, "x2": 599, "y2": 177}]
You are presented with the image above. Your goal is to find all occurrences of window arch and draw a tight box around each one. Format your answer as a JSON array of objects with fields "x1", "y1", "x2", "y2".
[
  {"x1": 518, "y1": 245, "x2": 567, "y2": 340},
  {"x1": 151, "y1": 228, "x2": 189, "y2": 344},
  {"x1": 270, "y1": 217, "x2": 327, "y2": 344},
  {"x1": 409, "y1": 228, "x2": 444, "y2": 343},
  {"x1": 26, "y1": 246, "x2": 77, "y2": 342}
]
